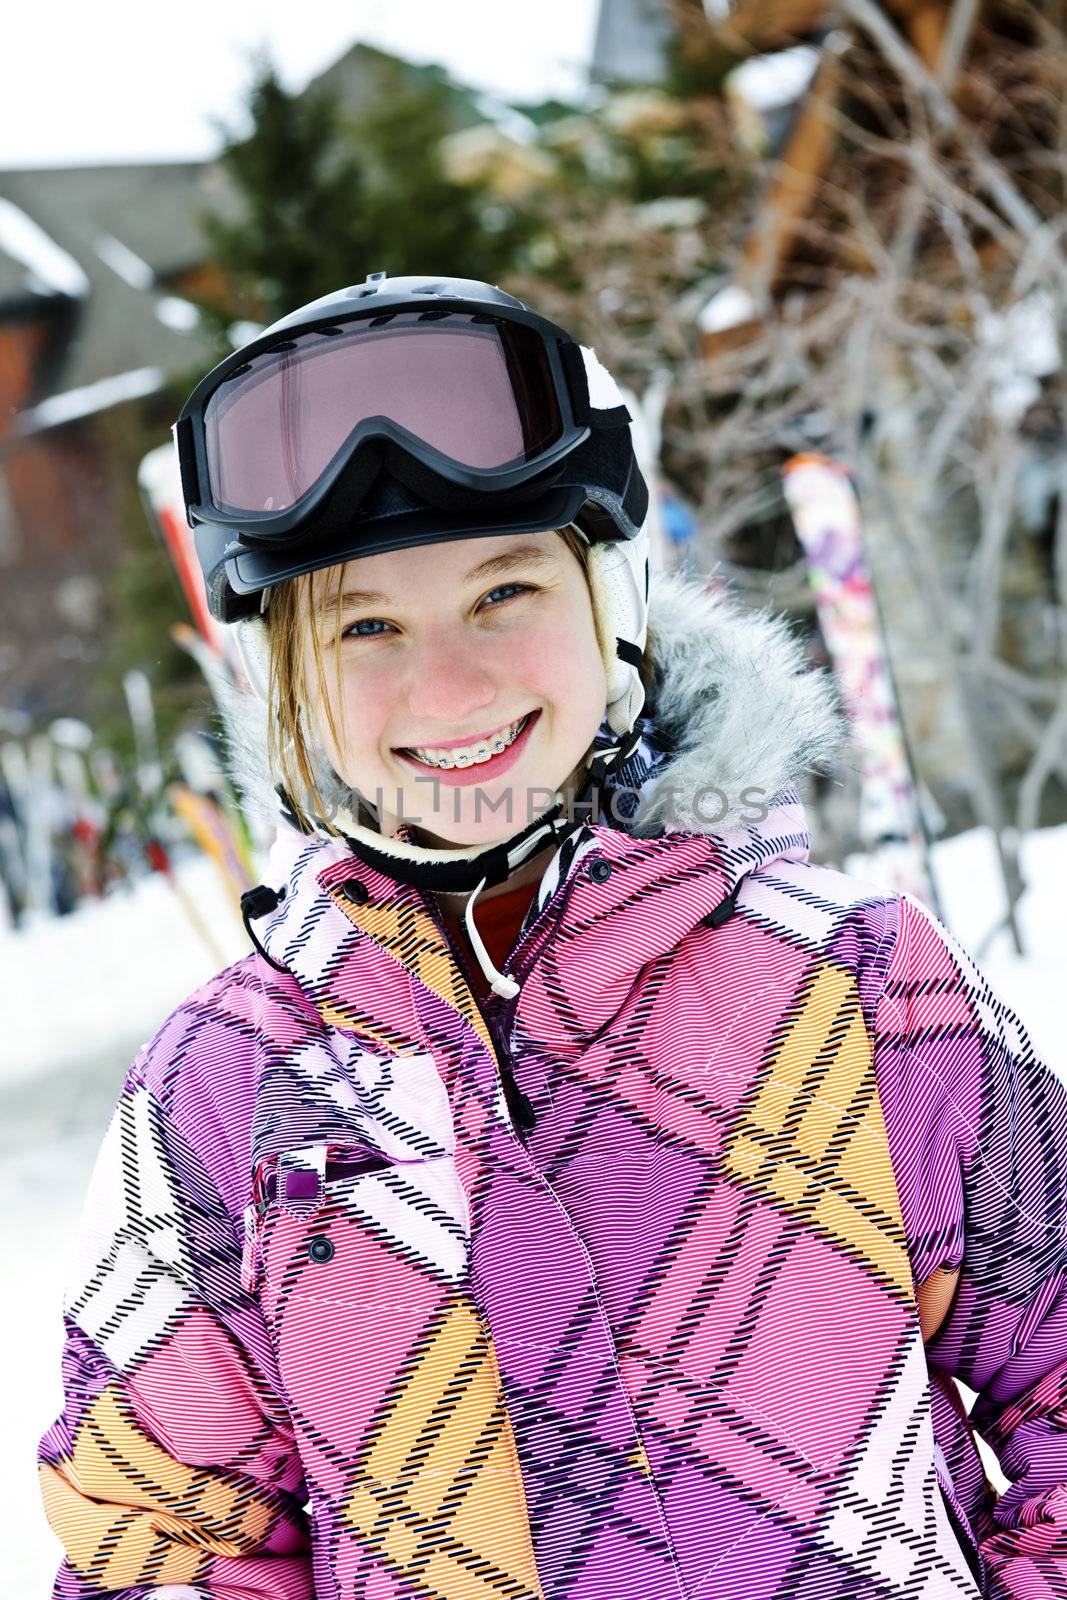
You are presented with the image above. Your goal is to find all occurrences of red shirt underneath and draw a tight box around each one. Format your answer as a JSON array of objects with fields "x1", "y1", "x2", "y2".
[{"x1": 440, "y1": 879, "x2": 539, "y2": 1011}]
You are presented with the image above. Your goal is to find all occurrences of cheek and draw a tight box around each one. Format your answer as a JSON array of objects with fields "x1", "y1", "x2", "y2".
[
  {"x1": 521, "y1": 601, "x2": 604, "y2": 699},
  {"x1": 303, "y1": 652, "x2": 385, "y2": 771},
  {"x1": 329, "y1": 661, "x2": 395, "y2": 764}
]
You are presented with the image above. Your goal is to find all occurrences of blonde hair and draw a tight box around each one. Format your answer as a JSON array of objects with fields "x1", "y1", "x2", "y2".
[{"x1": 265, "y1": 526, "x2": 648, "y2": 836}]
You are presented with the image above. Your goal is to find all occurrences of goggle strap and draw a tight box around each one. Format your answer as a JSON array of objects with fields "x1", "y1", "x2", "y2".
[
  {"x1": 622, "y1": 457, "x2": 650, "y2": 531},
  {"x1": 560, "y1": 430, "x2": 649, "y2": 536},
  {"x1": 560, "y1": 340, "x2": 592, "y2": 427},
  {"x1": 589, "y1": 403, "x2": 633, "y2": 429},
  {"x1": 174, "y1": 416, "x2": 200, "y2": 524}
]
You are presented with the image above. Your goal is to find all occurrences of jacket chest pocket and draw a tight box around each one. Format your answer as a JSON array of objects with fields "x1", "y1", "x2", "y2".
[
  {"x1": 242, "y1": 1044, "x2": 465, "y2": 1294},
  {"x1": 245, "y1": 1136, "x2": 471, "y2": 1323},
  {"x1": 244, "y1": 1137, "x2": 482, "y2": 1498}
]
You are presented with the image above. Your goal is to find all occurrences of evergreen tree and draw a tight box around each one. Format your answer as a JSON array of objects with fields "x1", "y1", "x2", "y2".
[
  {"x1": 347, "y1": 58, "x2": 537, "y2": 285},
  {"x1": 199, "y1": 65, "x2": 373, "y2": 334},
  {"x1": 195, "y1": 55, "x2": 541, "y2": 351}
]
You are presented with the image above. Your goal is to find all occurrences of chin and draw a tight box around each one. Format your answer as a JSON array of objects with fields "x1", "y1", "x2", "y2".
[{"x1": 419, "y1": 782, "x2": 566, "y2": 846}]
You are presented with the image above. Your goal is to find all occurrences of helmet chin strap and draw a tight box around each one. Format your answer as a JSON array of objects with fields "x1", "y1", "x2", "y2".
[
  {"x1": 277, "y1": 715, "x2": 645, "y2": 1003},
  {"x1": 282, "y1": 712, "x2": 644, "y2": 899},
  {"x1": 335, "y1": 795, "x2": 571, "y2": 893}
]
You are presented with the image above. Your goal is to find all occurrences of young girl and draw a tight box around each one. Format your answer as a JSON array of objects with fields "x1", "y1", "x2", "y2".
[{"x1": 39, "y1": 274, "x2": 1067, "y2": 1600}]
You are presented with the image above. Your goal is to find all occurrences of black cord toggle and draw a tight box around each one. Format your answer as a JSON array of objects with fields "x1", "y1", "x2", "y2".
[
  {"x1": 701, "y1": 879, "x2": 744, "y2": 930},
  {"x1": 240, "y1": 885, "x2": 290, "y2": 973}
]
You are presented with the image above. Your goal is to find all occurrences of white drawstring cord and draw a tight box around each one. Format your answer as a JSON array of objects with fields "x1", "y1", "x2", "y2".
[
  {"x1": 453, "y1": 809, "x2": 570, "y2": 1001},
  {"x1": 463, "y1": 877, "x2": 521, "y2": 999}
]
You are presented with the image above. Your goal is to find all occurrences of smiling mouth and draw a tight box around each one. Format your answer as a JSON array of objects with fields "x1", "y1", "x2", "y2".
[{"x1": 395, "y1": 711, "x2": 535, "y2": 770}]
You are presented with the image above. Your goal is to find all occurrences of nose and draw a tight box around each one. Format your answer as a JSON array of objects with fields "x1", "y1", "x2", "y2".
[{"x1": 400, "y1": 627, "x2": 498, "y2": 729}]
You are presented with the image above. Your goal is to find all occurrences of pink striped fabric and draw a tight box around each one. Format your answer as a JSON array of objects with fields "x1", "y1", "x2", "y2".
[{"x1": 37, "y1": 786, "x2": 1067, "y2": 1598}]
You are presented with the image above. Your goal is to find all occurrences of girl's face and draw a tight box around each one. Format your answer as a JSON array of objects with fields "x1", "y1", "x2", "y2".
[{"x1": 304, "y1": 529, "x2": 608, "y2": 849}]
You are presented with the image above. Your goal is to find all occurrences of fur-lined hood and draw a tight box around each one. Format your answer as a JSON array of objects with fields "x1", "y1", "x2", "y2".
[{"x1": 219, "y1": 566, "x2": 846, "y2": 848}]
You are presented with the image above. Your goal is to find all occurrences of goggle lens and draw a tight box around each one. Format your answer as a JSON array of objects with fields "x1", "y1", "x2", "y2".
[{"x1": 202, "y1": 311, "x2": 563, "y2": 515}]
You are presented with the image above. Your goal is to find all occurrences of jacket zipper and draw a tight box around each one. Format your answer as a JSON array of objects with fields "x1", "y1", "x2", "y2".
[
  {"x1": 480, "y1": 862, "x2": 591, "y2": 1139},
  {"x1": 417, "y1": 888, "x2": 534, "y2": 1138},
  {"x1": 487, "y1": 855, "x2": 588, "y2": 1015},
  {"x1": 449, "y1": 911, "x2": 539, "y2": 1137},
  {"x1": 421, "y1": 865, "x2": 584, "y2": 1144}
]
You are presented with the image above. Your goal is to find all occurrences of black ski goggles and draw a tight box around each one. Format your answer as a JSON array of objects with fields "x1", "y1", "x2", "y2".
[{"x1": 174, "y1": 303, "x2": 594, "y2": 542}]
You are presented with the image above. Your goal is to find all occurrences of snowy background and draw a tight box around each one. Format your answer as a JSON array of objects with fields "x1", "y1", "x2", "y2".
[{"x1": 5, "y1": 823, "x2": 1065, "y2": 1593}]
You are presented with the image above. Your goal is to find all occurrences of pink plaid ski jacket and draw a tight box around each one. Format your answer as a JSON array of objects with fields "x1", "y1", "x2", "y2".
[{"x1": 39, "y1": 572, "x2": 1067, "y2": 1599}]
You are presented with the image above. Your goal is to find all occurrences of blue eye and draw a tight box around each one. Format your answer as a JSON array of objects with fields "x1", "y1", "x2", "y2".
[
  {"x1": 484, "y1": 583, "x2": 530, "y2": 605},
  {"x1": 345, "y1": 617, "x2": 391, "y2": 638},
  {"x1": 341, "y1": 584, "x2": 532, "y2": 641}
]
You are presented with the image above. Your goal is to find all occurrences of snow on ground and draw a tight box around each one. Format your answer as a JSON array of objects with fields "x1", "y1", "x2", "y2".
[
  {"x1": 849, "y1": 820, "x2": 1067, "y2": 1083},
  {"x1": 928, "y1": 820, "x2": 1065, "y2": 1080},
  {"x1": 2, "y1": 853, "x2": 247, "y2": 1594},
  {"x1": 3, "y1": 851, "x2": 248, "y2": 1088},
  {"x1": 4, "y1": 824, "x2": 1064, "y2": 1590}
]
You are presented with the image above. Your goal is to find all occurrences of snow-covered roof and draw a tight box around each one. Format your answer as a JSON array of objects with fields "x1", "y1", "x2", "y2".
[
  {"x1": 0, "y1": 197, "x2": 88, "y2": 300},
  {"x1": 15, "y1": 367, "x2": 164, "y2": 434},
  {"x1": 93, "y1": 232, "x2": 154, "y2": 290},
  {"x1": 0, "y1": 163, "x2": 229, "y2": 403},
  {"x1": 0, "y1": 164, "x2": 227, "y2": 282},
  {"x1": 699, "y1": 284, "x2": 760, "y2": 334}
]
